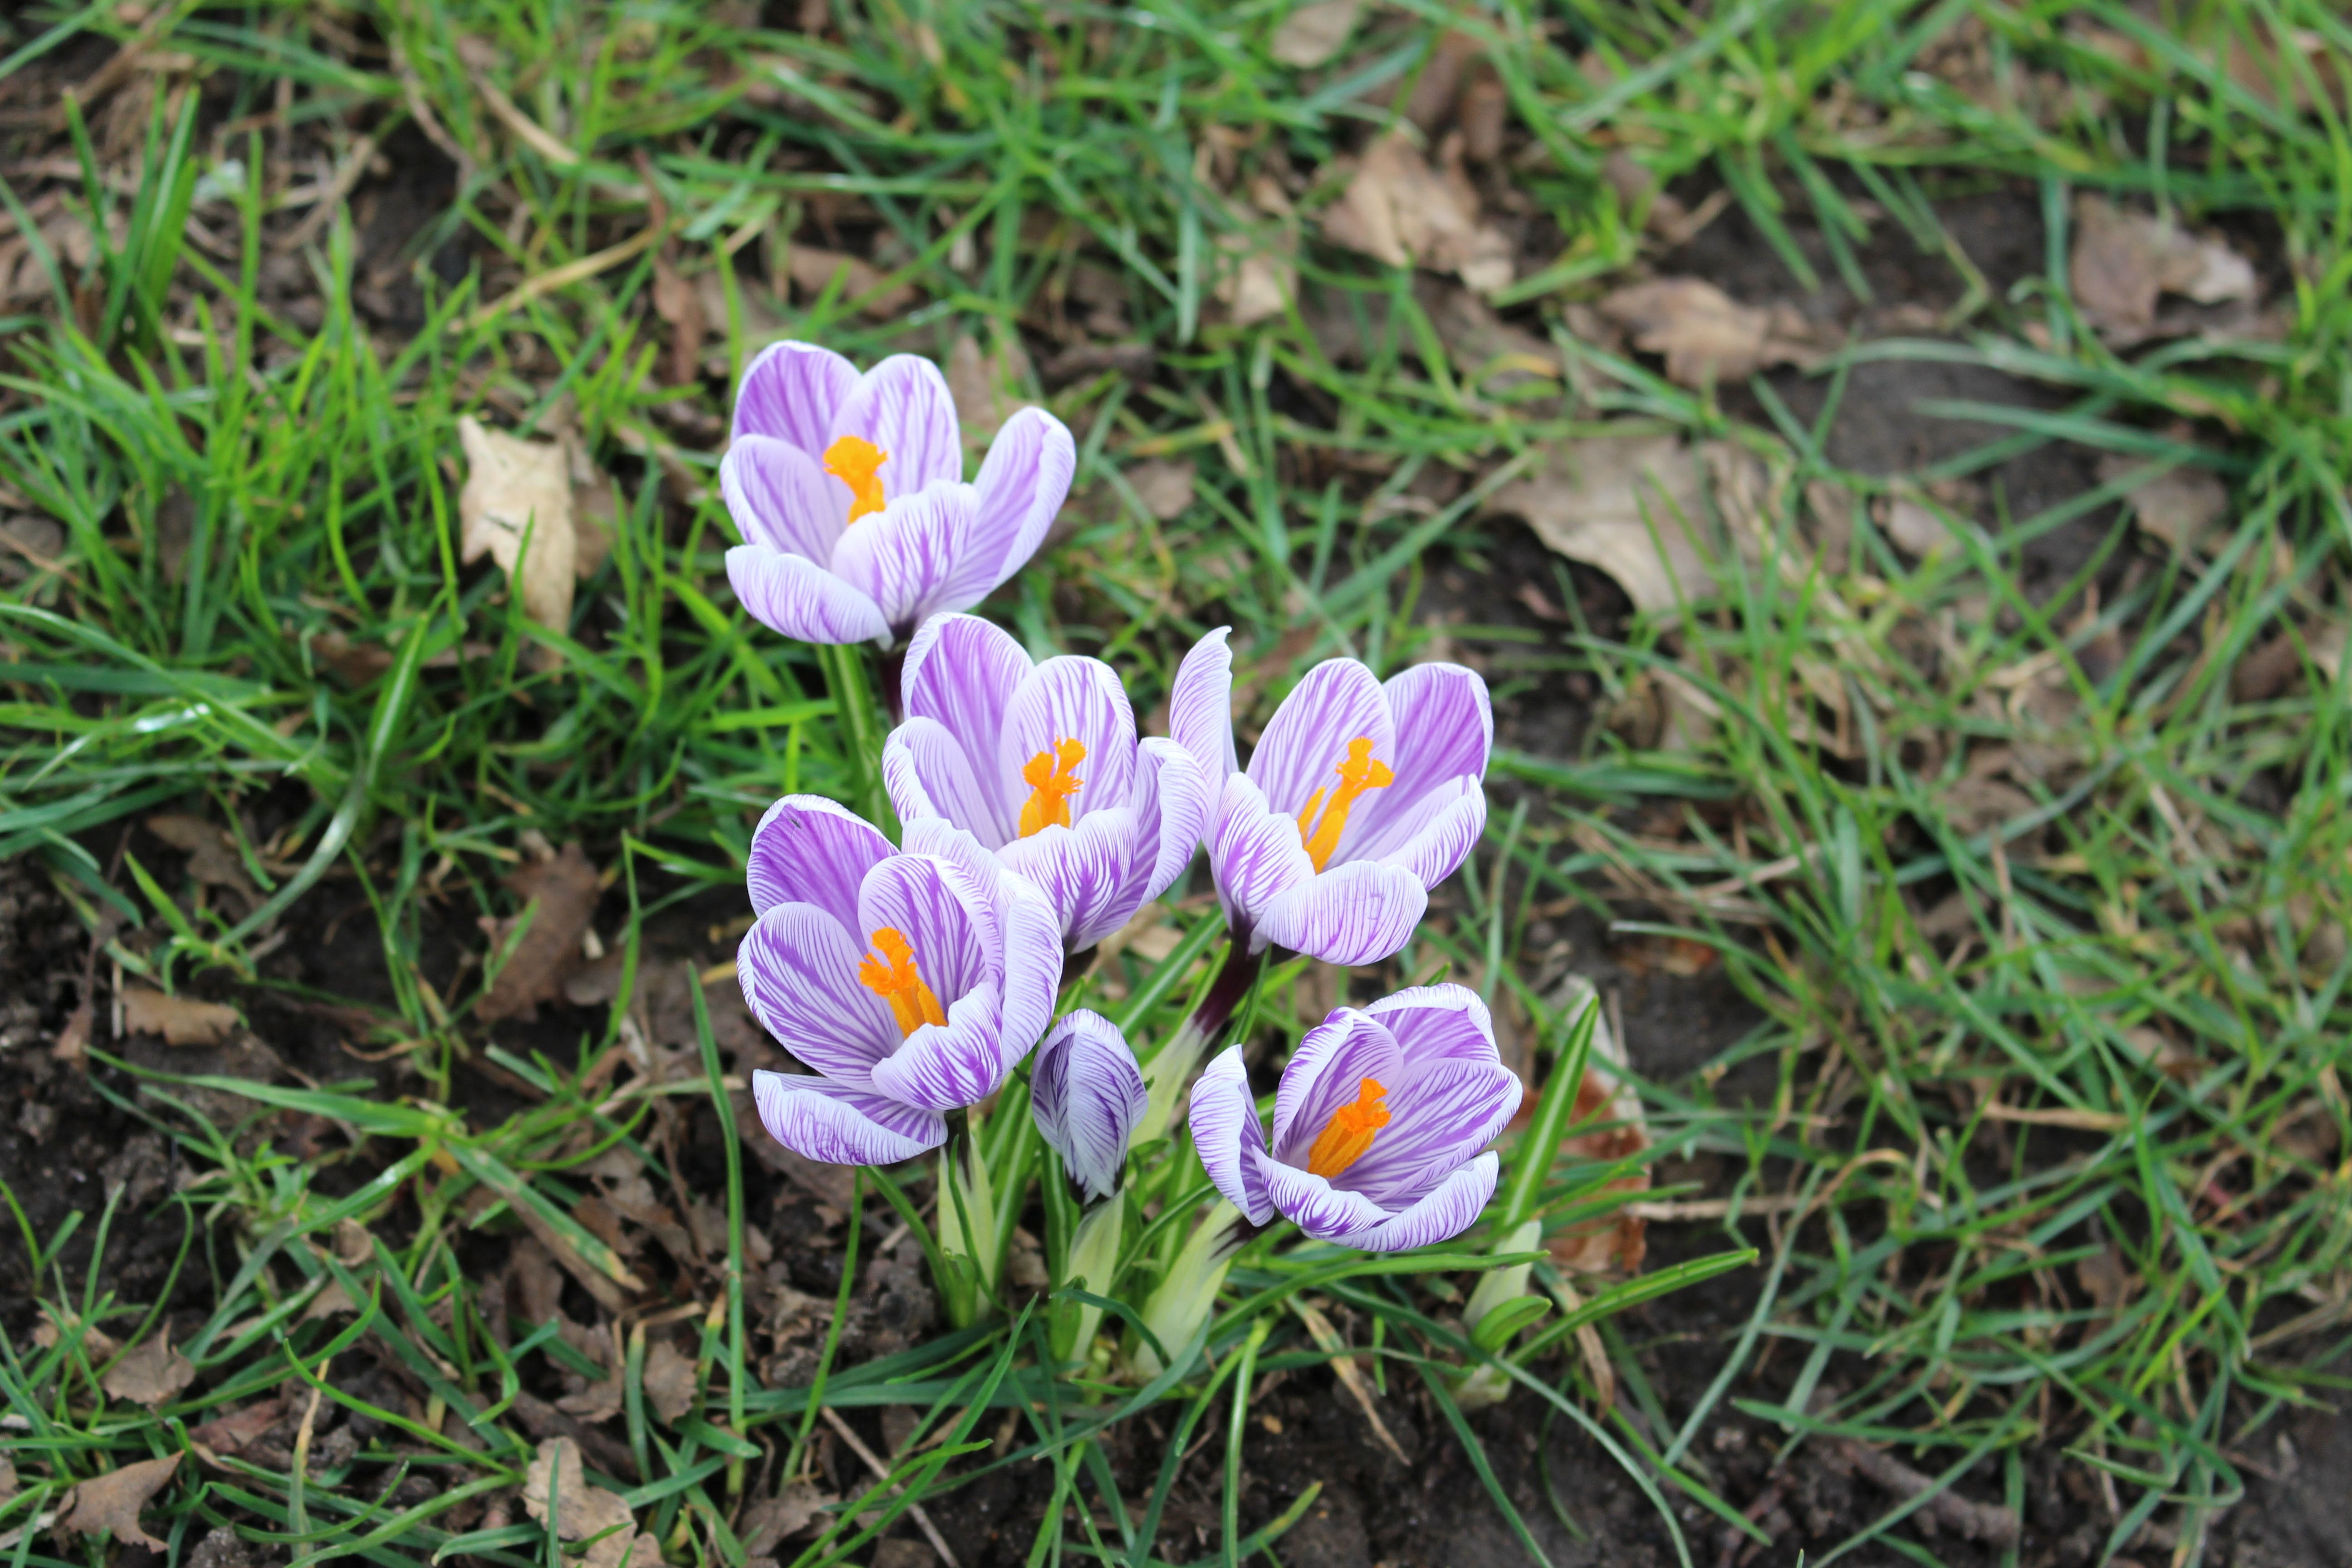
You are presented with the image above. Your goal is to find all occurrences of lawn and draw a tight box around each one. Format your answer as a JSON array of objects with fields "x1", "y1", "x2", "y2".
[{"x1": 1, "y1": 1, "x2": 2348, "y2": 1565}]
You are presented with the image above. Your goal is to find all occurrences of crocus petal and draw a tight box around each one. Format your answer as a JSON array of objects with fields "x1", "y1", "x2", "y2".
[
  {"x1": 1031, "y1": 1010, "x2": 1147, "y2": 1203},
  {"x1": 866, "y1": 982, "x2": 1012, "y2": 1112},
  {"x1": 997, "y1": 809, "x2": 1142, "y2": 953},
  {"x1": 751, "y1": 1070, "x2": 945, "y2": 1165},
  {"x1": 829, "y1": 483, "x2": 977, "y2": 634},
  {"x1": 1269, "y1": 1009, "x2": 1406, "y2": 1168},
  {"x1": 857, "y1": 853, "x2": 992, "y2": 1003},
  {"x1": 745, "y1": 795, "x2": 895, "y2": 927},
  {"x1": 1208, "y1": 774, "x2": 1313, "y2": 936},
  {"x1": 993, "y1": 872, "x2": 1063, "y2": 1064},
  {"x1": 1252, "y1": 1147, "x2": 1391, "y2": 1244},
  {"x1": 1367, "y1": 985, "x2": 1501, "y2": 1070},
  {"x1": 1188, "y1": 1046, "x2": 1275, "y2": 1225},
  {"x1": 1169, "y1": 627, "x2": 1238, "y2": 788},
  {"x1": 1246, "y1": 659, "x2": 1394, "y2": 818},
  {"x1": 884, "y1": 718, "x2": 1008, "y2": 849},
  {"x1": 1352, "y1": 662, "x2": 1493, "y2": 851},
  {"x1": 1341, "y1": 1058, "x2": 1521, "y2": 1210},
  {"x1": 721, "y1": 435, "x2": 846, "y2": 562},
  {"x1": 1131, "y1": 737, "x2": 1209, "y2": 904},
  {"x1": 934, "y1": 406, "x2": 1075, "y2": 609},
  {"x1": 727, "y1": 545, "x2": 891, "y2": 645},
  {"x1": 1000, "y1": 656, "x2": 1138, "y2": 823},
  {"x1": 831, "y1": 354, "x2": 963, "y2": 497},
  {"x1": 1368, "y1": 776, "x2": 1487, "y2": 888},
  {"x1": 1259, "y1": 859, "x2": 1426, "y2": 968},
  {"x1": 737, "y1": 904, "x2": 899, "y2": 1083},
  {"x1": 899, "y1": 612, "x2": 1029, "y2": 833},
  {"x1": 1347, "y1": 1152, "x2": 1499, "y2": 1252},
  {"x1": 733, "y1": 341, "x2": 860, "y2": 453}
]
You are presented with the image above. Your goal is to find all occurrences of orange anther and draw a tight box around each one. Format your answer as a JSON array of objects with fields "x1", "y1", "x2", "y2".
[
  {"x1": 1305, "y1": 1077, "x2": 1391, "y2": 1179},
  {"x1": 823, "y1": 434, "x2": 890, "y2": 523},
  {"x1": 1017, "y1": 737, "x2": 1088, "y2": 838},
  {"x1": 857, "y1": 927, "x2": 948, "y2": 1037},
  {"x1": 1295, "y1": 737, "x2": 1393, "y2": 871}
]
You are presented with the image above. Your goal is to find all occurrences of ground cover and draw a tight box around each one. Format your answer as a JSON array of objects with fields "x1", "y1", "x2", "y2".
[{"x1": 1, "y1": 1, "x2": 2348, "y2": 1564}]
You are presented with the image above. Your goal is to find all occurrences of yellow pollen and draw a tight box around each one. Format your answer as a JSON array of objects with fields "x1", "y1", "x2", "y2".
[
  {"x1": 1306, "y1": 1077, "x2": 1391, "y2": 1179},
  {"x1": 857, "y1": 927, "x2": 948, "y2": 1037},
  {"x1": 823, "y1": 434, "x2": 890, "y2": 523},
  {"x1": 1017, "y1": 737, "x2": 1087, "y2": 838},
  {"x1": 1294, "y1": 737, "x2": 1394, "y2": 872}
]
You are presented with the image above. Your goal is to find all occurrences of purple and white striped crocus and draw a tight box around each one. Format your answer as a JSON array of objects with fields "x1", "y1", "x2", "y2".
[
  {"x1": 1174, "y1": 642, "x2": 1491, "y2": 967},
  {"x1": 1029, "y1": 1010, "x2": 1147, "y2": 1203},
  {"x1": 1188, "y1": 985, "x2": 1519, "y2": 1251},
  {"x1": 882, "y1": 614, "x2": 1210, "y2": 954},
  {"x1": 722, "y1": 342, "x2": 1076, "y2": 646},
  {"x1": 740, "y1": 797, "x2": 1060, "y2": 1166}
]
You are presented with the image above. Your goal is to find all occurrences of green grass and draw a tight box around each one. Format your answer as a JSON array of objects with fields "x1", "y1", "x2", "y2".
[{"x1": 2, "y1": 0, "x2": 2350, "y2": 1564}]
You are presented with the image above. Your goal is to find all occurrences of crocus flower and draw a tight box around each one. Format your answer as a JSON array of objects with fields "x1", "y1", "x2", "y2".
[
  {"x1": 740, "y1": 797, "x2": 1059, "y2": 1166},
  {"x1": 1179, "y1": 647, "x2": 1490, "y2": 966},
  {"x1": 1188, "y1": 985, "x2": 1519, "y2": 1251},
  {"x1": 882, "y1": 614, "x2": 1209, "y2": 953},
  {"x1": 1030, "y1": 1010, "x2": 1148, "y2": 1203},
  {"x1": 722, "y1": 342, "x2": 1076, "y2": 645}
]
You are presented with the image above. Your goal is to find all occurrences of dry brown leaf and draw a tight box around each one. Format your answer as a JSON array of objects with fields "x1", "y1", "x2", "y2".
[
  {"x1": 945, "y1": 333, "x2": 1035, "y2": 442},
  {"x1": 640, "y1": 1339, "x2": 699, "y2": 1425},
  {"x1": 146, "y1": 813, "x2": 260, "y2": 905},
  {"x1": 785, "y1": 244, "x2": 916, "y2": 319},
  {"x1": 189, "y1": 1398, "x2": 286, "y2": 1460},
  {"x1": 0, "y1": 1454, "x2": 15, "y2": 1503},
  {"x1": 2097, "y1": 455, "x2": 2228, "y2": 555},
  {"x1": 2071, "y1": 196, "x2": 2257, "y2": 345},
  {"x1": 1940, "y1": 775, "x2": 2035, "y2": 836},
  {"x1": 59, "y1": 1453, "x2": 181, "y2": 1551},
  {"x1": 121, "y1": 987, "x2": 240, "y2": 1047},
  {"x1": 2076, "y1": 1245, "x2": 2135, "y2": 1312},
  {"x1": 1882, "y1": 494, "x2": 1957, "y2": 557},
  {"x1": 588, "y1": 1533, "x2": 666, "y2": 1568},
  {"x1": 479, "y1": 842, "x2": 602, "y2": 1023},
  {"x1": 102, "y1": 1332, "x2": 196, "y2": 1408},
  {"x1": 1595, "y1": 277, "x2": 1834, "y2": 388},
  {"x1": 1546, "y1": 987, "x2": 1651, "y2": 1275},
  {"x1": 1488, "y1": 432, "x2": 1718, "y2": 616},
  {"x1": 740, "y1": 1483, "x2": 835, "y2": 1557},
  {"x1": 523, "y1": 1436, "x2": 635, "y2": 1546},
  {"x1": 1270, "y1": 0, "x2": 1361, "y2": 67},
  {"x1": 1214, "y1": 230, "x2": 1295, "y2": 327},
  {"x1": 1421, "y1": 282, "x2": 1561, "y2": 401},
  {"x1": 458, "y1": 417, "x2": 576, "y2": 648},
  {"x1": 1320, "y1": 129, "x2": 1513, "y2": 294},
  {"x1": 1124, "y1": 459, "x2": 1196, "y2": 520},
  {"x1": 651, "y1": 255, "x2": 706, "y2": 387}
]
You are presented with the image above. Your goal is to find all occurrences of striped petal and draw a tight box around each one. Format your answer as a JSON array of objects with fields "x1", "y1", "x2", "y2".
[
  {"x1": 1252, "y1": 1147, "x2": 1390, "y2": 1245},
  {"x1": 1353, "y1": 662, "x2": 1492, "y2": 853},
  {"x1": 1369, "y1": 776, "x2": 1487, "y2": 888},
  {"x1": 1169, "y1": 627, "x2": 1238, "y2": 788},
  {"x1": 1188, "y1": 1046, "x2": 1275, "y2": 1225},
  {"x1": 866, "y1": 981, "x2": 1012, "y2": 1112},
  {"x1": 1367, "y1": 985, "x2": 1499, "y2": 1072},
  {"x1": 1347, "y1": 1152, "x2": 1499, "y2": 1253},
  {"x1": 733, "y1": 341, "x2": 860, "y2": 454},
  {"x1": 998, "y1": 809, "x2": 1142, "y2": 953},
  {"x1": 884, "y1": 718, "x2": 1009, "y2": 849},
  {"x1": 1000, "y1": 656, "x2": 1137, "y2": 825},
  {"x1": 750, "y1": 1070, "x2": 945, "y2": 1166},
  {"x1": 1270, "y1": 1008, "x2": 1406, "y2": 1167},
  {"x1": 831, "y1": 354, "x2": 964, "y2": 496},
  {"x1": 1247, "y1": 659, "x2": 1394, "y2": 819},
  {"x1": 746, "y1": 795, "x2": 894, "y2": 926},
  {"x1": 1030, "y1": 1010, "x2": 1147, "y2": 1203},
  {"x1": 1258, "y1": 859, "x2": 1425, "y2": 967},
  {"x1": 899, "y1": 612, "x2": 1029, "y2": 834},
  {"x1": 829, "y1": 482, "x2": 977, "y2": 635},
  {"x1": 1207, "y1": 774, "x2": 1313, "y2": 936},
  {"x1": 727, "y1": 545, "x2": 890, "y2": 646},
  {"x1": 857, "y1": 853, "x2": 993, "y2": 1004},
  {"x1": 737, "y1": 904, "x2": 899, "y2": 1084},
  {"x1": 1341, "y1": 1058, "x2": 1521, "y2": 1210},
  {"x1": 934, "y1": 406, "x2": 1075, "y2": 608},
  {"x1": 721, "y1": 435, "x2": 847, "y2": 562},
  {"x1": 1131, "y1": 737, "x2": 1209, "y2": 905}
]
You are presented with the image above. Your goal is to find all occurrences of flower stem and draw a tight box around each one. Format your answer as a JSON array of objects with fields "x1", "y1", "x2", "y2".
[
  {"x1": 1136, "y1": 935, "x2": 1269, "y2": 1143},
  {"x1": 935, "y1": 1108, "x2": 998, "y2": 1328},
  {"x1": 1130, "y1": 1198, "x2": 1254, "y2": 1379},
  {"x1": 815, "y1": 639, "x2": 894, "y2": 831}
]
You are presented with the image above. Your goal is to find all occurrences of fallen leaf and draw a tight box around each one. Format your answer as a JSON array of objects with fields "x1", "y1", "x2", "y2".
[
  {"x1": 102, "y1": 1333, "x2": 196, "y2": 1408},
  {"x1": 642, "y1": 1339, "x2": 700, "y2": 1425},
  {"x1": 0, "y1": 1454, "x2": 15, "y2": 1502},
  {"x1": 784, "y1": 244, "x2": 916, "y2": 320},
  {"x1": 1270, "y1": 0, "x2": 1360, "y2": 67},
  {"x1": 1214, "y1": 230, "x2": 1295, "y2": 327},
  {"x1": 1595, "y1": 278, "x2": 1834, "y2": 388},
  {"x1": 146, "y1": 814, "x2": 260, "y2": 906},
  {"x1": 189, "y1": 1398, "x2": 286, "y2": 1458},
  {"x1": 1939, "y1": 775, "x2": 2035, "y2": 836},
  {"x1": 1124, "y1": 459, "x2": 1196, "y2": 520},
  {"x1": 2097, "y1": 456, "x2": 2227, "y2": 555},
  {"x1": 1882, "y1": 494, "x2": 1957, "y2": 557},
  {"x1": 458, "y1": 417, "x2": 577, "y2": 652},
  {"x1": 51, "y1": 1001, "x2": 93, "y2": 1064},
  {"x1": 34, "y1": 1310, "x2": 120, "y2": 1359},
  {"x1": 1488, "y1": 432, "x2": 1720, "y2": 616},
  {"x1": 523, "y1": 1436, "x2": 635, "y2": 1547},
  {"x1": 59, "y1": 1453, "x2": 181, "y2": 1551},
  {"x1": 1320, "y1": 129, "x2": 1513, "y2": 294},
  {"x1": 740, "y1": 1483, "x2": 834, "y2": 1556},
  {"x1": 589, "y1": 1533, "x2": 665, "y2": 1568},
  {"x1": 478, "y1": 842, "x2": 602, "y2": 1023},
  {"x1": 301, "y1": 1278, "x2": 358, "y2": 1322},
  {"x1": 651, "y1": 254, "x2": 706, "y2": 387},
  {"x1": 2076, "y1": 1245, "x2": 2134, "y2": 1312},
  {"x1": 944, "y1": 333, "x2": 1035, "y2": 442},
  {"x1": 2071, "y1": 196, "x2": 2258, "y2": 345},
  {"x1": 1421, "y1": 282, "x2": 1561, "y2": 400},
  {"x1": 1545, "y1": 985, "x2": 1651, "y2": 1275},
  {"x1": 121, "y1": 987, "x2": 240, "y2": 1047}
]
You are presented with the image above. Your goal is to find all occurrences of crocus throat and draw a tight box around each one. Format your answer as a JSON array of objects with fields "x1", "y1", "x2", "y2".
[
  {"x1": 857, "y1": 926, "x2": 947, "y2": 1037},
  {"x1": 1305, "y1": 1077, "x2": 1390, "y2": 1179},
  {"x1": 1018, "y1": 737, "x2": 1087, "y2": 838},
  {"x1": 822, "y1": 434, "x2": 889, "y2": 523},
  {"x1": 1294, "y1": 737, "x2": 1394, "y2": 872}
]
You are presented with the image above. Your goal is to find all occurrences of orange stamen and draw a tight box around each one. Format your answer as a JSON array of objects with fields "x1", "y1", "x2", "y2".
[
  {"x1": 1294, "y1": 737, "x2": 1393, "y2": 871},
  {"x1": 822, "y1": 434, "x2": 890, "y2": 523},
  {"x1": 1017, "y1": 737, "x2": 1087, "y2": 838},
  {"x1": 857, "y1": 927, "x2": 948, "y2": 1037},
  {"x1": 1305, "y1": 1077, "x2": 1391, "y2": 1179}
]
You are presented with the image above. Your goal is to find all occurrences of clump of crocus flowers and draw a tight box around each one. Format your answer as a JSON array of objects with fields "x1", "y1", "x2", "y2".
[{"x1": 725, "y1": 340, "x2": 1524, "y2": 1367}]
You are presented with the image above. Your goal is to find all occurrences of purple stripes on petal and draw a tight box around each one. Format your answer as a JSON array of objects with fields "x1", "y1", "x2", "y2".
[
  {"x1": 721, "y1": 435, "x2": 847, "y2": 561},
  {"x1": 1258, "y1": 859, "x2": 1426, "y2": 968},
  {"x1": 1341, "y1": 1058, "x2": 1521, "y2": 1210},
  {"x1": 899, "y1": 613, "x2": 1030, "y2": 834},
  {"x1": 1031, "y1": 1010, "x2": 1147, "y2": 1203},
  {"x1": 1188, "y1": 1047, "x2": 1275, "y2": 1225},
  {"x1": 832, "y1": 354, "x2": 963, "y2": 496},
  {"x1": 737, "y1": 905, "x2": 899, "y2": 1083},
  {"x1": 1131, "y1": 738, "x2": 1209, "y2": 905},
  {"x1": 858, "y1": 854, "x2": 991, "y2": 1004},
  {"x1": 1366, "y1": 985, "x2": 1499, "y2": 1071},
  {"x1": 726, "y1": 545, "x2": 890, "y2": 646},
  {"x1": 1247, "y1": 659, "x2": 1393, "y2": 818},
  {"x1": 751, "y1": 1070, "x2": 946, "y2": 1166},
  {"x1": 997, "y1": 809, "x2": 1143, "y2": 953},
  {"x1": 1352, "y1": 662, "x2": 1493, "y2": 851},
  {"x1": 1270, "y1": 1009, "x2": 1406, "y2": 1167},
  {"x1": 1001, "y1": 656, "x2": 1137, "y2": 824},
  {"x1": 1169, "y1": 627, "x2": 1238, "y2": 788},
  {"x1": 936, "y1": 406, "x2": 1074, "y2": 608},
  {"x1": 884, "y1": 718, "x2": 1008, "y2": 848},
  {"x1": 993, "y1": 873, "x2": 1063, "y2": 1066},
  {"x1": 1347, "y1": 1153, "x2": 1499, "y2": 1253},
  {"x1": 1363, "y1": 777, "x2": 1486, "y2": 887},
  {"x1": 866, "y1": 982, "x2": 1011, "y2": 1112},
  {"x1": 746, "y1": 796, "x2": 895, "y2": 925},
  {"x1": 1207, "y1": 774, "x2": 1313, "y2": 934},
  {"x1": 733, "y1": 341, "x2": 860, "y2": 453},
  {"x1": 1253, "y1": 1149, "x2": 1391, "y2": 1245},
  {"x1": 828, "y1": 482, "x2": 976, "y2": 633}
]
